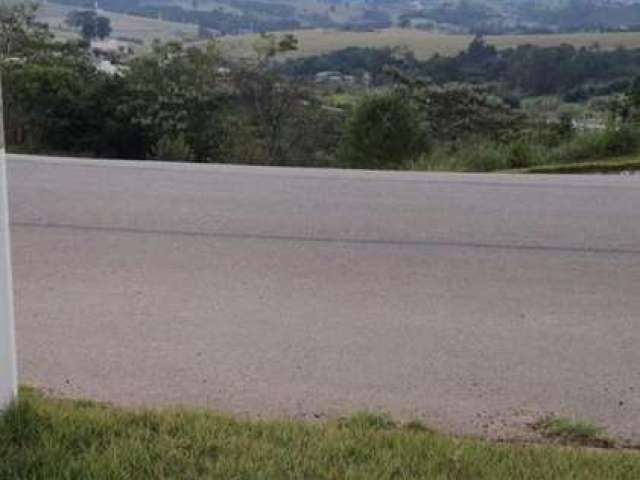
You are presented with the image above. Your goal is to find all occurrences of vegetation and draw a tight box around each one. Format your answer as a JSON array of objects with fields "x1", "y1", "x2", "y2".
[
  {"x1": 66, "y1": 10, "x2": 112, "y2": 42},
  {"x1": 54, "y1": 0, "x2": 301, "y2": 35},
  {"x1": 414, "y1": 125, "x2": 640, "y2": 172},
  {"x1": 534, "y1": 416, "x2": 612, "y2": 447},
  {"x1": 223, "y1": 29, "x2": 640, "y2": 61},
  {"x1": 283, "y1": 36, "x2": 640, "y2": 98},
  {"x1": 2, "y1": 388, "x2": 640, "y2": 479},
  {"x1": 3, "y1": 3, "x2": 640, "y2": 173},
  {"x1": 40, "y1": 0, "x2": 640, "y2": 36},
  {"x1": 36, "y1": 1, "x2": 198, "y2": 47},
  {"x1": 338, "y1": 90, "x2": 426, "y2": 169},
  {"x1": 519, "y1": 157, "x2": 640, "y2": 174},
  {"x1": 1, "y1": 6, "x2": 340, "y2": 165}
]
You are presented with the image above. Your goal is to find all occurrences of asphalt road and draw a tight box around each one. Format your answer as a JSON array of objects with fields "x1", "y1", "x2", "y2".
[{"x1": 7, "y1": 154, "x2": 640, "y2": 441}]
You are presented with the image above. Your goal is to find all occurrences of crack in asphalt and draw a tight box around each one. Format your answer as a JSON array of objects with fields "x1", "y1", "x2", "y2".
[{"x1": 11, "y1": 220, "x2": 640, "y2": 256}]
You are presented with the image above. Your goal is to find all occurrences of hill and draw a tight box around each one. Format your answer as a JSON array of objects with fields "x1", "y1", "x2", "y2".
[
  {"x1": 36, "y1": 1, "x2": 198, "y2": 46},
  {"x1": 220, "y1": 28, "x2": 640, "y2": 60}
]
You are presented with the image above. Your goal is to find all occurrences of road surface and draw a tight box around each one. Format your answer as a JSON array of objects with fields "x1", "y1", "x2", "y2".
[{"x1": 7, "y1": 154, "x2": 640, "y2": 441}]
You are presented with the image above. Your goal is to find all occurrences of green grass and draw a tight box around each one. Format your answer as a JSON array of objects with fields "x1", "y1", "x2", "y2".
[
  {"x1": 412, "y1": 127, "x2": 640, "y2": 173},
  {"x1": 2, "y1": 388, "x2": 640, "y2": 479},
  {"x1": 535, "y1": 417, "x2": 613, "y2": 447},
  {"x1": 518, "y1": 157, "x2": 640, "y2": 174}
]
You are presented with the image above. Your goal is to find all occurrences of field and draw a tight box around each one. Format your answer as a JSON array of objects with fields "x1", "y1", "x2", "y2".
[
  {"x1": 36, "y1": 1, "x2": 198, "y2": 47},
  {"x1": 220, "y1": 28, "x2": 640, "y2": 60},
  {"x1": 2, "y1": 388, "x2": 640, "y2": 480},
  {"x1": 32, "y1": 0, "x2": 640, "y2": 59}
]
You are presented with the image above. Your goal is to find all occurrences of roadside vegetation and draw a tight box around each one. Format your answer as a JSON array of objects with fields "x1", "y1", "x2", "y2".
[
  {"x1": 2, "y1": 3, "x2": 640, "y2": 173},
  {"x1": 519, "y1": 157, "x2": 640, "y2": 174},
  {"x1": 2, "y1": 388, "x2": 640, "y2": 480},
  {"x1": 534, "y1": 416, "x2": 613, "y2": 448}
]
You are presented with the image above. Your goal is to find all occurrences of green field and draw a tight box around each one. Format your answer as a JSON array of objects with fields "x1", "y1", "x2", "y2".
[
  {"x1": 2, "y1": 388, "x2": 640, "y2": 480},
  {"x1": 221, "y1": 28, "x2": 640, "y2": 60}
]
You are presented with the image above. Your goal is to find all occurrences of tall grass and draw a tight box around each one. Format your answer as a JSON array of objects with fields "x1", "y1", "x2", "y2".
[
  {"x1": 413, "y1": 126, "x2": 640, "y2": 172},
  {"x1": 2, "y1": 388, "x2": 640, "y2": 479}
]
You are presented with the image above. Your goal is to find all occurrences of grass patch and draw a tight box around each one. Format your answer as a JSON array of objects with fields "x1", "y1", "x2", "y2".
[
  {"x1": 1, "y1": 388, "x2": 640, "y2": 479},
  {"x1": 517, "y1": 157, "x2": 640, "y2": 174},
  {"x1": 412, "y1": 127, "x2": 640, "y2": 173},
  {"x1": 534, "y1": 417, "x2": 614, "y2": 448}
]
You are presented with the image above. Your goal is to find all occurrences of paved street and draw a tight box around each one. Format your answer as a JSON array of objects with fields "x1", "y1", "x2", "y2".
[{"x1": 7, "y1": 154, "x2": 640, "y2": 441}]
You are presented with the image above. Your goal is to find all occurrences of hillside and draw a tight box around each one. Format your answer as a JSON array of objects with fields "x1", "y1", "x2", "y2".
[
  {"x1": 44, "y1": 0, "x2": 640, "y2": 35},
  {"x1": 220, "y1": 28, "x2": 640, "y2": 60},
  {"x1": 36, "y1": 1, "x2": 198, "y2": 46}
]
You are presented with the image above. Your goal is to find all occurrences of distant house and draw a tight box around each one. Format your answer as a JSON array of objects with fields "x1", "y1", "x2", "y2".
[
  {"x1": 572, "y1": 118, "x2": 606, "y2": 132},
  {"x1": 315, "y1": 71, "x2": 356, "y2": 85},
  {"x1": 90, "y1": 39, "x2": 130, "y2": 76}
]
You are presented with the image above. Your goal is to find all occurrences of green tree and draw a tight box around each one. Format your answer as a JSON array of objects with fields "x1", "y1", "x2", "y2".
[
  {"x1": 338, "y1": 90, "x2": 427, "y2": 169},
  {"x1": 0, "y1": 3, "x2": 52, "y2": 60},
  {"x1": 1, "y1": 3, "x2": 143, "y2": 157},
  {"x1": 229, "y1": 33, "x2": 315, "y2": 165},
  {"x1": 122, "y1": 41, "x2": 231, "y2": 161},
  {"x1": 95, "y1": 16, "x2": 112, "y2": 40},
  {"x1": 66, "y1": 10, "x2": 111, "y2": 41}
]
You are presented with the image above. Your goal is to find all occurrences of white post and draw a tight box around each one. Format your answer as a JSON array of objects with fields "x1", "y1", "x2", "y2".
[{"x1": 0, "y1": 78, "x2": 17, "y2": 410}]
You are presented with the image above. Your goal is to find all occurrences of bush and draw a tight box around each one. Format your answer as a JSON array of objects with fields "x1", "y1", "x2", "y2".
[
  {"x1": 151, "y1": 134, "x2": 194, "y2": 162},
  {"x1": 338, "y1": 91, "x2": 428, "y2": 169},
  {"x1": 546, "y1": 125, "x2": 640, "y2": 165},
  {"x1": 413, "y1": 125, "x2": 640, "y2": 172},
  {"x1": 600, "y1": 126, "x2": 640, "y2": 155}
]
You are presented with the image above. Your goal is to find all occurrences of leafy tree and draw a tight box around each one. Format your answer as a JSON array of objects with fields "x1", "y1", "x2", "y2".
[
  {"x1": 1, "y1": 3, "x2": 143, "y2": 157},
  {"x1": 338, "y1": 90, "x2": 427, "y2": 169},
  {"x1": 96, "y1": 16, "x2": 112, "y2": 40},
  {"x1": 610, "y1": 76, "x2": 640, "y2": 124},
  {"x1": 122, "y1": 41, "x2": 231, "y2": 161},
  {"x1": 389, "y1": 70, "x2": 524, "y2": 144},
  {"x1": 66, "y1": 10, "x2": 111, "y2": 41},
  {"x1": 229, "y1": 33, "x2": 320, "y2": 165},
  {"x1": 0, "y1": 3, "x2": 53, "y2": 60}
]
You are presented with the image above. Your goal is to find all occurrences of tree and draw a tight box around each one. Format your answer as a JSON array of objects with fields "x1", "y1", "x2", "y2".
[
  {"x1": 122, "y1": 41, "x2": 231, "y2": 161},
  {"x1": 388, "y1": 69, "x2": 524, "y2": 143},
  {"x1": 66, "y1": 10, "x2": 111, "y2": 41},
  {"x1": 0, "y1": 3, "x2": 52, "y2": 61},
  {"x1": 1, "y1": 4, "x2": 143, "y2": 157},
  {"x1": 611, "y1": 76, "x2": 640, "y2": 124},
  {"x1": 229, "y1": 33, "x2": 311, "y2": 165},
  {"x1": 96, "y1": 16, "x2": 112, "y2": 40},
  {"x1": 338, "y1": 90, "x2": 427, "y2": 169}
]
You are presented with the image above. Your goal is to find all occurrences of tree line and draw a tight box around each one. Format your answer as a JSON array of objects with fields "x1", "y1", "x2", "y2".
[{"x1": 282, "y1": 36, "x2": 640, "y2": 100}]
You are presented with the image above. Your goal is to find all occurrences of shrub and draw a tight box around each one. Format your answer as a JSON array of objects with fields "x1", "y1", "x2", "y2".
[
  {"x1": 151, "y1": 134, "x2": 194, "y2": 162},
  {"x1": 415, "y1": 140, "x2": 525, "y2": 171},
  {"x1": 338, "y1": 91, "x2": 428, "y2": 169},
  {"x1": 413, "y1": 124, "x2": 640, "y2": 172},
  {"x1": 599, "y1": 126, "x2": 640, "y2": 156}
]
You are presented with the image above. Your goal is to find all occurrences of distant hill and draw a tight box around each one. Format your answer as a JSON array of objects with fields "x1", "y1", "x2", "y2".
[
  {"x1": 41, "y1": 0, "x2": 640, "y2": 34},
  {"x1": 23, "y1": 0, "x2": 640, "y2": 46},
  {"x1": 34, "y1": 1, "x2": 198, "y2": 47}
]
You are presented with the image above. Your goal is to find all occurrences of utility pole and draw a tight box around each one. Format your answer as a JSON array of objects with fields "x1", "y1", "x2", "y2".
[{"x1": 0, "y1": 78, "x2": 17, "y2": 410}]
